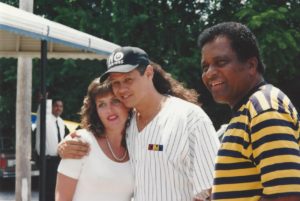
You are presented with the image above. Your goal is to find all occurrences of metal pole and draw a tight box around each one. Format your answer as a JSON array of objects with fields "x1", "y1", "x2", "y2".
[{"x1": 39, "y1": 40, "x2": 47, "y2": 201}]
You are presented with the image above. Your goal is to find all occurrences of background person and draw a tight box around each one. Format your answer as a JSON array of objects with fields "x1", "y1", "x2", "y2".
[
  {"x1": 55, "y1": 78, "x2": 134, "y2": 201},
  {"x1": 35, "y1": 98, "x2": 70, "y2": 201},
  {"x1": 198, "y1": 21, "x2": 300, "y2": 201}
]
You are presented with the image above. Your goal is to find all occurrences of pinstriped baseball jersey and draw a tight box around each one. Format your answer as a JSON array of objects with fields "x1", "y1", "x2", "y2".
[{"x1": 126, "y1": 96, "x2": 220, "y2": 201}]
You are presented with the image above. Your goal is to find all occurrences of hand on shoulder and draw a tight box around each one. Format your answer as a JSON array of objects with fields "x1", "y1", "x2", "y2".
[{"x1": 58, "y1": 131, "x2": 90, "y2": 159}]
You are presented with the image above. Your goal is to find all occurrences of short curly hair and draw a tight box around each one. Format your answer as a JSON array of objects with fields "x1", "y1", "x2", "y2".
[{"x1": 197, "y1": 22, "x2": 265, "y2": 74}]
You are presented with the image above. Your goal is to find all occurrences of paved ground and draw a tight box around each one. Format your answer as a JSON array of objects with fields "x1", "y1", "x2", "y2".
[
  {"x1": 0, "y1": 178, "x2": 39, "y2": 201},
  {"x1": 0, "y1": 191, "x2": 38, "y2": 201}
]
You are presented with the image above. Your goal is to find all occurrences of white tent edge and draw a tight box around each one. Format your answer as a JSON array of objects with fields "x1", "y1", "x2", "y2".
[{"x1": 0, "y1": 2, "x2": 120, "y2": 60}]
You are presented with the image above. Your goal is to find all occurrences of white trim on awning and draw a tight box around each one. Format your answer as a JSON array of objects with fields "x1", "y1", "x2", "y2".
[{"x1": 0, "y1": 2, "x2": 119, "y2": 60}]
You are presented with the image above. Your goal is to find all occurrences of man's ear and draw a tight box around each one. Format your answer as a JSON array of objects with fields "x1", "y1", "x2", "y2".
[
  {"x1": 247, "y1": 57, "x2": 258, "y2": 75},
  {"x1": 145, "y1": 64, "x2": 154, "y2": 79}
]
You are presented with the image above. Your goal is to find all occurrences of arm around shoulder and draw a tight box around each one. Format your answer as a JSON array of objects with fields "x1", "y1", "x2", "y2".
[{"x1": 57, "y1": 131, "x2": 90, "y2": 159}]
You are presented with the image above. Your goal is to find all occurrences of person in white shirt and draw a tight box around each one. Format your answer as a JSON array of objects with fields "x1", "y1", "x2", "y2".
[
  {"x1": 35, "y1": 98, "x2": 70, "y2": 201},
  {"x1": 55, "y1": 78, "x2": 134, "y2": 201},
  {"x1": 58, "y1": 46, "x2": 220, "y2": 201}
]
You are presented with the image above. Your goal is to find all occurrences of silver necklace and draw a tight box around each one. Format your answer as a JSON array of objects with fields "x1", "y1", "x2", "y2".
[{"x1": 105, "y1": 137, "x2": 127, "y2": 162}]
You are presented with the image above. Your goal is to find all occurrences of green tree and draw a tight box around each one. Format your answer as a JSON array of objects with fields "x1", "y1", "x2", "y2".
[
  {"x1": 1, "y1": 0, "x2": 299, "y2": 136},
  {"x1": 199, "y1": 0, "x2": 300, "y2": 127},
  {"x1": 0, "y1": 59, "x2": 17, "y2": 136},
  {"x1": 236, "y1": 0, "x2": 300, "y2": 111}
]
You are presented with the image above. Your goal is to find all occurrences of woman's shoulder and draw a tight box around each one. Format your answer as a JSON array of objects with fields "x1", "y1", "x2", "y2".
[{"x1": 73, "y1": 129, "x2": 95, "y2": 144}]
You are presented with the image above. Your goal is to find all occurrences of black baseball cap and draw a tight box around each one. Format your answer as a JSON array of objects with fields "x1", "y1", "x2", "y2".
[{"x1": 100, "y1": 46, "x2": 150, "y2": 82}]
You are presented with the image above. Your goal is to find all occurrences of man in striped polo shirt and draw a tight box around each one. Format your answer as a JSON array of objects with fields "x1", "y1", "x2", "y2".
[
  {"x1": 198, "y1": 22, "x2": 300, "y2": 201},
  {"x1": 59, "y1": 46, "x2": 220, "y2": 201}
]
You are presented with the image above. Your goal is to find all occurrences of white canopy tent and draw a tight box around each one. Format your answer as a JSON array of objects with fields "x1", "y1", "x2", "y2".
[
  {"x1": 0, "y1": 2, "x2": 119, "y2": 59},
  {"x1": 0, "y1": 2, "x2": 119, "y2": 201}
]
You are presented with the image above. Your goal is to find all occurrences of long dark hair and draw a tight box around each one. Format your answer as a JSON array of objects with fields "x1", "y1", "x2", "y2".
[{"x1": 136, "y1": 61, "x2": 200, "y2": 105}]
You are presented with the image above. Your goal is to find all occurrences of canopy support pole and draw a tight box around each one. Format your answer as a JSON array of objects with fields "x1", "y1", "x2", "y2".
[{"x1": 39, "y1": 40, "x2": 47, "y2": 201}]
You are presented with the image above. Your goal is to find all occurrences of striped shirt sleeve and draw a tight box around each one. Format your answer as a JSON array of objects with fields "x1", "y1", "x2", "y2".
[{"x1": 250, "y1": 109, "x2": 300, "y2": 197}]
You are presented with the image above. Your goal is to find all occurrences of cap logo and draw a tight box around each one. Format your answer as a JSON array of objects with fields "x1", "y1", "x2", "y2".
[
  {"x1": 114, "y1": 52, "x2": 124, "y2": 61},
  {"x1": 107, "y1": 51, "x2": 124, "y2": 68}
]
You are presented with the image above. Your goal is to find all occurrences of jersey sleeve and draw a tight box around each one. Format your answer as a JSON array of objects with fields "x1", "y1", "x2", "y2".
[
  {"x1": 188, "y1": 110, "x2": 220, "y2": 196},
  {"x1": 250, "y1": 109, "x2": 300, "y2": 197}
]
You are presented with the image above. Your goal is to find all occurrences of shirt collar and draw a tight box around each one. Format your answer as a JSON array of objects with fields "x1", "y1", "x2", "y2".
[
  {"x1": 232, "y1": 80, "x2": 267, "y2": 112},
  {"x1": 50, "y1": 113, "x2": 60, "y2": 120}
]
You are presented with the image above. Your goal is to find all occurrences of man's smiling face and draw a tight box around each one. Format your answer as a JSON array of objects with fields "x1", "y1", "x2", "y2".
[{"x1": 201, "y1": 36, "x2": 255, "y2": 107}]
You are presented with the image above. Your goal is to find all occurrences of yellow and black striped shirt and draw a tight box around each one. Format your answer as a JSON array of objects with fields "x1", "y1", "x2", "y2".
[{"x1": 212, "y1": 83, "x2": 300, "y2": 201}]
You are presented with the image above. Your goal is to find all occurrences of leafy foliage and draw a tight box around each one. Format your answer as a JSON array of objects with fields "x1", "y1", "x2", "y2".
[
  {"x1": 0, "y1": 0, "x2": 299, "y2": 135},
  {"x1": 0, "y1": 59, "x2": 17, "y2": 135},
  {"x1": 235, "y1": 0, "x2": 300, "y2": 114}
]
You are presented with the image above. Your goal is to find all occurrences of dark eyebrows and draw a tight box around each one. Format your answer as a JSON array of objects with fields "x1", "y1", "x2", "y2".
[{"x1": 213, "y1": 55, "x2": 228, "y2": 60}]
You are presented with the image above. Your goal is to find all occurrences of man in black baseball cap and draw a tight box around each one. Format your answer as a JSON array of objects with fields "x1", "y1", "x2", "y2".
[
  {"x1": 97, "y1": 46, "x2": 218, "y2": 201},
  {"x1": 100, "y1": 46, "x2": 150, "y2": 82}
]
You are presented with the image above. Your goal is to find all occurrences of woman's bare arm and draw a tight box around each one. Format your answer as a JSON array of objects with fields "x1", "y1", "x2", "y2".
[{"x1": 55, "y1": 173, "x2": 77, "y2": 201}]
